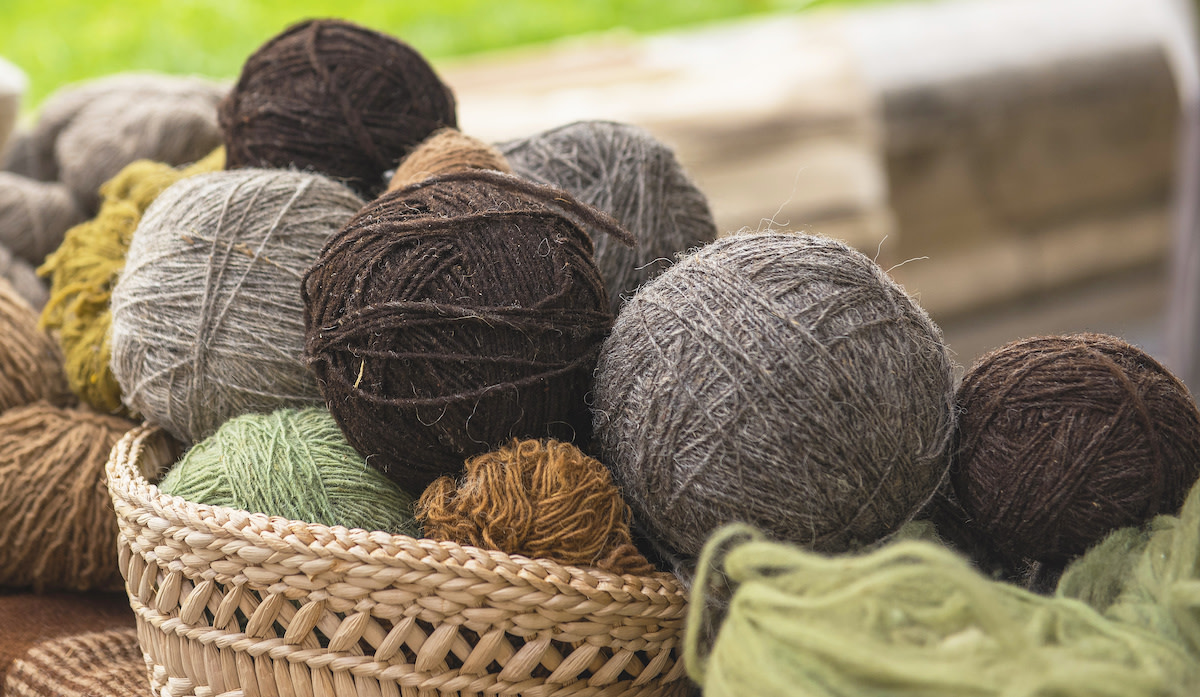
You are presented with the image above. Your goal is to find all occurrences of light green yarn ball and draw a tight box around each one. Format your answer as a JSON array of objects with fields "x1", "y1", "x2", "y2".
[{"x1": 159, "y1": 407, "x2": 418, "y2": 535}]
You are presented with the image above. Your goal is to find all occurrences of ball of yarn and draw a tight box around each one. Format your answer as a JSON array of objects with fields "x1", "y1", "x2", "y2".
[
  {"x1": 592, "y1": 232, "x2": 956, "y2": 568},
  {"x1": 55, "y1": 87, "x2": 224, "y2": 212},
  {"x1": 303, "y1": 170, "x2": 632, "y2": 492},
  {"x1": 683, "y1": 524, "x2": 1200, "y2": 697},
  {"x1": 0, "y1": 277, "x2": 71, "y2": 413},
  {"x1": 220, "y1": 19, "x2": 458, "y2": 198},
  {"x1": 18, "y1": 73, "x2": 226, "y2": 185},
  {"x1": 500, "y1": 120, "x2": 719, "y2": 315},
  {"x1": 39, "y1": 148, "x2": 225, "y2": 416},
  {"x1": 111, "y1": 168, "x2": 364, "y2": 444},
  {"x1": 159, "y1": 407, "x2": 418, "y2": 534},
  {"x1": 0, "y1": 172, "x2": 86, "y2": 264},
  {"x1": 388, "y1": 128, "x2": 511, "y2": 191},
  {"x1": 0, "y1": 401, "x2": 137, "y2": 591},
  {"x1": 2, "y1": 128, "x2": 35, "y2": 176},
  {"x1": 418, "y1": 439, "x2": 655, "y2": 574},
  {"x1": 951, "y1": 333, "x2": 1200, "y2": 566},
  {"x1": 0, "y1": 245, "x2": 48, "y2": 310}
]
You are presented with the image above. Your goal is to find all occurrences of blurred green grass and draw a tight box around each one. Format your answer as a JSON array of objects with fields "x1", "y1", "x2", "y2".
[{"x1": 2, "y1": 0, "x2": 894, "y2": 112}]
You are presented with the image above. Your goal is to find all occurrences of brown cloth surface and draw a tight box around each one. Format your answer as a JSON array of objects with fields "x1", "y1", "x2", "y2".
[
  {"x1": 4, "y1": 628, "x2": 144, "y2": 697},
  {"x1": 0, "y1": 591, "x2": 134, "y2": 690}
]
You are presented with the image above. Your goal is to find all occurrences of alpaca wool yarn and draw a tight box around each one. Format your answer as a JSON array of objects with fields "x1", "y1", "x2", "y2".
[
  {"x1": 110, "y1": 168, "x2": 364, "y2": 444},
  {"x1": 39, "y1": 149, "x2": 225, "y2": 416},
  {"x1": 0, "y1": 278, "x2": 71, "y2": 414},
  {"x1": 220, "y1": 18, "x2": 457, "y2": 198},
  {"x1": 159, "y1": 408, "x2": 418, "y2": 535},
  {"x1": 304, "y1": 169, "x2": 632, "y2": 492},
  {"x1": 387, "y1": 127, "x2": 511, "y2": 191},
  {"x1": 951, "y1": 333, "x2": 1200, "y2": 567},
  {"x1": 592, "y1": 232, "x2": 956, "y2": 569},
  {"x1": 0, "y1": 245, "x2": 47, "y2": 310},
  {"x1": 499, "y1": 120, "x2": 718, "y2": 314},
  {"x1": 418, "y1": 439, "x2": 654, "y2": 574},
  {"x1": 0, "y1": 401, "x2": 137, "y2": 591},
  {"x1": 683, "y1": 524, "x2": 1200, "y2": 697},
  {"x1": 0, "y1": 173, "x2": 86, "y2": 265},
  {"x1": 55, "y1": 85, "x2": 224, "y2": 212},
  {"x1": 16, "y1": 73, "x2": 225, "y2": 185}
]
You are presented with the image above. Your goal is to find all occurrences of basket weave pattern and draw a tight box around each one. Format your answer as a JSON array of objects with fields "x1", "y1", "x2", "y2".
[{"x1": 106, "y1": 426, "x2": 690, "y2": 697}]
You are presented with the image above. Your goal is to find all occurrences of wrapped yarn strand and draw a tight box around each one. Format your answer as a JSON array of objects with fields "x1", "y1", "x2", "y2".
[
  {"x1": 388, "y1": 127, "x2": 511, "y2": 191},
  {"x1": 0, "y1": 277, "x2": 72, "y2": 413}
]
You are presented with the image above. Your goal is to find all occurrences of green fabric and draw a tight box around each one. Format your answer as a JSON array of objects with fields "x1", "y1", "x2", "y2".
[
  {"x1": 686, "y1": 516, "x2": 1200, "y2": 696},
  {"x1": 159, "y1": 407, "x2": 418, "y2": 536}
]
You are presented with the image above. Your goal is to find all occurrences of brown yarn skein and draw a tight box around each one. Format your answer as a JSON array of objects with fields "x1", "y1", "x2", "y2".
[
  {"x1": 418, "y1": 439, "x2": 654, "y2": 575},
  {"x1": 220, "y1": 18, "x2": 457, "y2": 198},
  {"x1": 0, "y1": 277, "x2": 71, "y2": 414},
  {"x1": 952, "y1": 333, "x2": 1200, "y2": 567},
  {"x1": 303, "y1": 170, "x2": 633, "y2": 492},
  {"x1": 0, "y1": 402, "x2": 137, "y2": 591},
  {"x1": 388, "y1": 128, "x2": 511, "y2": 191}
]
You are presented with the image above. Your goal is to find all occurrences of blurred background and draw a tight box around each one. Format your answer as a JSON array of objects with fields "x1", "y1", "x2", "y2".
[{"x1": 1, "y1": 0, "x2": 1195, "y2": 384}]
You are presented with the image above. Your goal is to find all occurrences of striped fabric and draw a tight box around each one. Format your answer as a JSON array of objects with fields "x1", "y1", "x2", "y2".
[{"x1": 3, "y1": 629, "x2": 146, "y2": 697}]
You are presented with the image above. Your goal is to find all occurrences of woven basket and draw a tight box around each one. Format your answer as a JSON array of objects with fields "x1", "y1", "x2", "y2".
[{"x1": 106, "y1": 425, "x2": 691, "y2": 697}]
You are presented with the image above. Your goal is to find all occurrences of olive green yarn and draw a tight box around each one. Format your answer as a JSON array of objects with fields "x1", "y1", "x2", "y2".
[
  {"x1": 685, "y1": 524, "x2": 1200, "y2": 697},
  {"x1": 159, "y1": 407, "x2": 418, "y2": 535},
  {"x1": 38, "y1": 148, "x2": 224, "y2": 415}
]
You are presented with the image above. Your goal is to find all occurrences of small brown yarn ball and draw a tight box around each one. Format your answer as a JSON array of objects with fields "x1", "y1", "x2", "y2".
[
  {"x1": 951, "y1": 333, "x2": 1200, "y2": 566},
  {"x1": 387, "y1": 128, "x2": 511, "y2": 191},
  {"x1": 0, "y1": 401, "x2": 138, "y2": 591},
  {"x1": 417, "y1": 439, "x2": 654, "y2": 575},
  {"x1": 0, "y1": 277, "x2": 71, "y2": 414},
  {"x1": 220, "y1": 19, "x2": 458, "y2": 198},
  {"x1": 303, "y1": 170, "x2": 632, "y2": 492}
]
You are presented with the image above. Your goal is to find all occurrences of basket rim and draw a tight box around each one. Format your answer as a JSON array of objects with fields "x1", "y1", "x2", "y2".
[{"x1": 106, "y1": 423, "x2": 687, "y2": 602}]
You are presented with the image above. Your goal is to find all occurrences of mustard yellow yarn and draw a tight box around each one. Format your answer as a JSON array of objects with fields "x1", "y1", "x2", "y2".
[{"x1": 38, "y1": 148, "x2": 224, "y2": 415}]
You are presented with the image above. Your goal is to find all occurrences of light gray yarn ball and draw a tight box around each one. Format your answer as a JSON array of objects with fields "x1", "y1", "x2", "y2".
[
  {"x1": 110, "y1": 168, "x2": 365, "y2": 444},
  {"x1": 499, "y1": 120, "x2": 718, "y2": 315},
  {"x1": 0, "y1": 172, "x2": 86, "y2": 265},
  {"x1": 592, "y1": 232, "x2": 956, "y2": 570},
  {"x1": 0, "y1": 244, "x2": 47, "y2": 310}
]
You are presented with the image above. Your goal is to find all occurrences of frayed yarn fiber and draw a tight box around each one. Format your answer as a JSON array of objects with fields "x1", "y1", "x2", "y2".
[
  {"x1": 220, "y1": 18, "x2": 457, "y2": 198},
  {"x1": 684, "y1": 524, "x2": 1200, "y2": 697},
  {"x1": 500, "y1": 120, "x2": 718, "y2": 315},
  {"x1": 110, "y1": 168, "x2": 364, "y2": 444},
  {"x1": 592, "y1": 232, "x2": 956, "y2": 571},
  {"x1": 159, "y1": 407, "x2": 418, "y2": 535},
  {"x1": 0, "y1": 173, "x2": 86, "y2": 265},
  {"x1": 0, "y1": 401, "x2": 138, "y2": 591},
  {"x1": 417, "y1": 439, "x2": 654, "y2": 575},
  {"x1": 951, "y1": 333, "x2": 1200, "y2": 567},
  {"x1": 303, "y1": 170, "x2": 632, "y2": 492},
  {"x1": 0, "y1": 278, "x2": 72, "y2": 414},
  {"x1": 387, "y1": 128, "x2": 511, "y2": 191},
  {"x1": 39, "y1": 149, "x2": 225, "y2": 416}
]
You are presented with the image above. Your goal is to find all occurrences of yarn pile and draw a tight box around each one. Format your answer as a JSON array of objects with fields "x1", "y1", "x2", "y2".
[{"x1": 5, "y1": 13, "x2": 1200, "y2": 697}]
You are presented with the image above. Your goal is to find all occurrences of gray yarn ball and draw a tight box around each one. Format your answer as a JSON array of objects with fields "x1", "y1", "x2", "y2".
[
  {"x1": 110, "y1": 168, "x2": 365, "y2": 444},
  {"x1": 592, "y1": 232, "x2": 956, "y2": 570},
  {"x1": 498, "y1": 120, "x2": 718, "y2": 315},
  {"x1": 0, "y1": 245, "x2": 48, "y2": 310},
  {"x1": 0, "y1": 172, "x2": 86, "y2": 265}
]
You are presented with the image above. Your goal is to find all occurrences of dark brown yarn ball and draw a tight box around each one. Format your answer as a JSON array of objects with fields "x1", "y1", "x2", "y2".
[
  {"x1": 417, "y1": 438, "x2": 655, "y2": 575},
  {"x1": 951, "y1": 333, "x2": 1200, "y2": 566},
  {"x1": 303, "y1": 170, "x2": 632, "y2": 492},
  {"x1": 219, "y1": 18, "x2": 457, "y2": 198}
]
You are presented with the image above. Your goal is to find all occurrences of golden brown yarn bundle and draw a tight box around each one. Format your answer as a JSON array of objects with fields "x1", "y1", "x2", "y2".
[
  {"x1": 303, "y1": 170, "x2": 633, "y2": 492},
  {"x1": 0, "y1": 278, "x2": 71, "y2": 414},
  {"x1": 952, "y1": 333, "x2": 1200, "y2": 569},
  {"x1": 387, "y1": 128, "x2": 511, "y2": 191},
  {"x1": 220, "y1": 18, "x2": 458, "y2": 198},
  {"x1": 38, "y1": 149, "x2": 225, "y2": 416},
  {"x1": 418, "y1": 439, "x2": 655, "y2": 575},
  {"x1": 0, "y1": 401, "x2": 137, "y2": 591}
]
